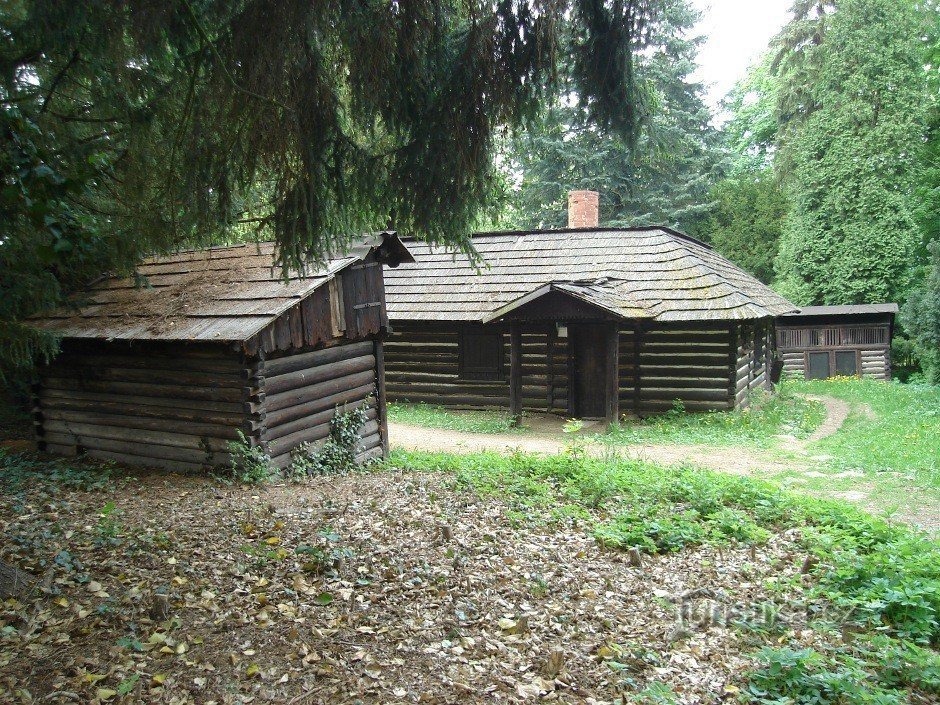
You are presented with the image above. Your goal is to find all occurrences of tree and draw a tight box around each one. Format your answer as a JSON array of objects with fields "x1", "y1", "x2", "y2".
[
  {"x1": 501, "y1": 0, "x2": 723, "y2": 235},
  {"x1": 772, "y1": 0, "x2": 932, "y2": 305},
  {"x1": 0, "y1": 0, "x2": 662, "y2": 376},
  {"x1": 696, "y1": 56, "x2": 787, "y2": 283},
  {"x1": 902, "y1": 242, "x2": 940, "y2": 383},
  {"x1": 719, "y1": 54, "x2": 780, "y2": 170},
  {"x1": 701, "y1": 169, "x2": 788, "y2": 284}
]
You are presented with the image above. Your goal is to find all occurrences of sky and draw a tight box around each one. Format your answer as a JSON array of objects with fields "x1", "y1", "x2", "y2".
[{"x1": 689, "y1": 0, "x2": 793, "y2": 108}]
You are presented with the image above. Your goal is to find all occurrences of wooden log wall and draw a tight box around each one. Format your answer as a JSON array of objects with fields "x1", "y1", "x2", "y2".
[
  {"x1": 33, "y1": 340, "x2": 248, "y2": 472},
  {"x1": 734, "y1": 321, "x2": 774, "y2": 409},
  {"x1": 259, "y1": 339, "x2": 381, "y2": 470},
  {"x1": 384, "y1": 321, "x2": 570, "y2": 413},
  {"x1": 619, "y1": 323, "x2": 737, "y2": 414},
  {"x1": 860, "y1": 348, "x2": 889, "y2": 380}
]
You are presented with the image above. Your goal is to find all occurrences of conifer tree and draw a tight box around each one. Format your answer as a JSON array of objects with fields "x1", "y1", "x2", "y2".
[
  {"x1": 772, "y1": 0, "x2": 931, "y2": 305},
  {"x1": 0, "y1": 0, "x2": 662, "y2": 375},
  {"x1": 501, "y1": 0, "x2": 722, "y2": 234}
]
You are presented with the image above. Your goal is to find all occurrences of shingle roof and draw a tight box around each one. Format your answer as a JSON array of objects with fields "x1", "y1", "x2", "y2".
[
  {"x1": 385, "y1": 227, "x2": 796, "y2": 323},
  {"x1": 30, "y1": 232, "x2": 412, "y2": 343},
  {"x1": 783, "y1": 304, "x2": 899, "y2": 318}
]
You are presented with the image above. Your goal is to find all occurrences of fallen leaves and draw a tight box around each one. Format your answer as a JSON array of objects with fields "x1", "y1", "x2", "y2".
[{"x1": 0, "y1": 467, "x2": 811, "y2": 704}]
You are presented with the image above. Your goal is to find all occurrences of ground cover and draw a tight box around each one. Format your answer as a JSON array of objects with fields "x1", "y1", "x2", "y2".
[
  {"x1": 387, "y1": 403, "x2": 521, "y2": 435},
  {"x1": 1, "y1": 446, "x2": 939, "y2": 704}
]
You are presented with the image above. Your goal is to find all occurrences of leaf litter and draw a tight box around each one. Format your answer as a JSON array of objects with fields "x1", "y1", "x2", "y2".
[{"x1": 0, "y1": 465, "x2": 813, "y2": 704}]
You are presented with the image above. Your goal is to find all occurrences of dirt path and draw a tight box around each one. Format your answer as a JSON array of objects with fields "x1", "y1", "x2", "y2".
[
  {"x1": 388, "y1": 396, "x2": 940, "y2": 531},
  {"x1": 389, "y1": 421, "x2": 806, "y2": 475},
  {"x1": 389, "y1": 395, "x2": 854, "y2": 475}
]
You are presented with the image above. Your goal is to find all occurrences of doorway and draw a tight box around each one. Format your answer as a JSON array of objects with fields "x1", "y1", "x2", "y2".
[{"x1": 569, "y1": 323, "x2": 609, "y2": 417}]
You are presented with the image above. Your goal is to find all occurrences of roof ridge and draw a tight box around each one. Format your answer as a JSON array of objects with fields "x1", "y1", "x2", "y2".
[{"x1": 397, "y1": 226, "x2": 713, "y2": 250}]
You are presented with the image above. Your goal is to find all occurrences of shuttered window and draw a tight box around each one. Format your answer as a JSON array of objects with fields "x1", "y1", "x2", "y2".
[{"x1": 459, "y1": 326, "x2": 504, "y2": 380}]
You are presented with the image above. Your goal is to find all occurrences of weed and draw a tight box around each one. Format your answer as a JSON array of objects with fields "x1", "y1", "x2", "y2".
[
  {"x1": 790, "y1": 379, "x2": 940, "y2": 487},
  {"x1": 601, "y1": 385, "x2": 825, "y2": 449},
  {"x1": 0, "y1": 449, "x2": 113, "y2": 492},
  {"x1": 289, "y1": 402, "x2": 370, "y2": 477},
  {"x1": 226, "y1": 431, "x2": 273, "y2": 484}
]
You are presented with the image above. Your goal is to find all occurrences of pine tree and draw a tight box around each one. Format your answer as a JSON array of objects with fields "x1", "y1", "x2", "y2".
[
  {"x1": 0, "y1": 0, "x2": 662, "y2": 375},
  {"x1": 501, "y1": 0, "x2": 723, "y2": 235}
]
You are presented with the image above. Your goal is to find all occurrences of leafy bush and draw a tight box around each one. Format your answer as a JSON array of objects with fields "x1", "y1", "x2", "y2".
[
  {"x1": 0, "y1": 448, "x2": 113, "y2": 491},
  {"x1": 226, "y1": 430, "x2": 273, "y2": 484},
  {"x1": 289, "y1": 402, "x2": 369, "y2": 477},
  {"x1": 746, "y1": 646, "x2": 907, "y2": 704}
]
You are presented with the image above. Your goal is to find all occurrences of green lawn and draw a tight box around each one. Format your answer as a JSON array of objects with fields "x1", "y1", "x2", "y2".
[
  {"x1": 788, "y1": 379, "x2": 940, "y2": 487},
  {"x1": 601, "y1": 385, "x2": 825, "y2": 449},
  {"x1": 387, "y1": 401, "x2": 521, "y2": 434},
  {"x1": 387, "y1": 448, "x2": 940, "y2": 702}
]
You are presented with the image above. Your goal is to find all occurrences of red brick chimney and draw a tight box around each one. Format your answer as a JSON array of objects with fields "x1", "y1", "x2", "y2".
[{"x1": 567, "y1": 190, "x2": 599, "y2": 228}]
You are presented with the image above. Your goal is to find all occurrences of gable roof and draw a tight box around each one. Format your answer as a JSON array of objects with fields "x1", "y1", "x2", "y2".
[
  {"x1": 30, "y1": 232, "x2": 413, "y2": 343},
  {"x1": 384, "y1": 227, "x2": 795, "y2": 323}
]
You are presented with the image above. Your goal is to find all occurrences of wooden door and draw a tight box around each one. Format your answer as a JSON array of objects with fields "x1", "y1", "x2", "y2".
[
  {"x1": 807, "y1": 351, "x2": 831, "y2": 380},
  {"x1": 570, "y1": 324, "x2": 608, "y2": 417},
  {"x1": 835, "y1": 350, "x2": 859, "y2": 377}
]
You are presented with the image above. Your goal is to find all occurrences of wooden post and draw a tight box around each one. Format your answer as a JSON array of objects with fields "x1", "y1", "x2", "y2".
[
  {"x1": 374, "y1": 336, "x2": 389, "y2": 456},
  {"x1": 546, "y1": 323, "x2": 556, "y2": 412},
  {"x1": 605, "y1": 323, "x2": 620, "y2": 428},
  {"x1": 633, "y1": 324, "x2": 643, "y2": 417},
  {"x1": 509, "y1": 322, "x2": 522, "y2": 421}
]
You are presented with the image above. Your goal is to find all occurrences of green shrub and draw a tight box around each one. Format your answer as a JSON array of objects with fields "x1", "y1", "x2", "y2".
[
  {"x1": 746, "y1": 646, "x2": 907, "y2": 704},
  {"x1": 289, "y1": 402, "x2": 369, "y2": 477},
  {"x1": 226, "y1": 430, "x2": 273, "y2": 484}
]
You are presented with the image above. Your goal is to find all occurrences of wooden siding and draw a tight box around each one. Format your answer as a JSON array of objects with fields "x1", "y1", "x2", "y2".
[
  {"x1": 734, "y1": 321, "x2": 774, "y2": 409},
  {"x1": 385, "y1": 321, "x2": 570, "y2": 413},
  {"x1": 260, "y1": 339, "x2": 381, "y2": 470},
  {"x1": 33, "y1": 340, "x2": 247, "y2": 472},
  {"x1": 387, "y1": 321, "x2": 774, "y2": 416},
  {"x1": 619, "y1": 323, "x2": 739, "y2": 414},
  {"x1": 248, "y1": 252, "x2": 387, "y2": 357}
]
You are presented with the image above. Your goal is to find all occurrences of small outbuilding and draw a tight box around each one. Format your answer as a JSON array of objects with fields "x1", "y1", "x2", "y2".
[
  {"x1": 383, "y1": 191, "x2": 796, "y2": 424},
  {"x1": 776, "y1": 304, "x2": 898, "y2": 380},
  {"x1": 29, "y1": 233, "x2": 413, "y2": 472}
]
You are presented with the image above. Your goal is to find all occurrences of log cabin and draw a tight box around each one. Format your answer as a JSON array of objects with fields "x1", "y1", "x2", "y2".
[
  {"x1": 383, "y1": 190, "x2": 796, "y2": 424},
  {"x1": 776, "y1": 304, "x2": 898, "y2": 380},
  {"x1": 29, "y1": 232, "x2": 413, "y2": 472}
]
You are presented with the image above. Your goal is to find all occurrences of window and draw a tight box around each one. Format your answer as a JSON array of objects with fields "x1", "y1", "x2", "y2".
[{"x1": 459, "y1": 326, "x2": 504, "y2": 380}]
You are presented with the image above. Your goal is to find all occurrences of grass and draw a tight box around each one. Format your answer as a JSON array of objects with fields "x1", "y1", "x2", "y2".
[
  {"x1": 788, "y1": 378, "x2": 940, "y2": 488},
  {"x1": 388, "y1": 401, "x2": 521, "y2": 434},
  {"x1": 385, "y1": 447, "x2": 940, "y2": 703},
  {"x1": 602, "y1": 386, "x2": 825, "y2": 449}
]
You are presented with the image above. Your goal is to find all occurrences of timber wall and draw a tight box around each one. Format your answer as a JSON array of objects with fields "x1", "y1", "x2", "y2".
[
  {"x1": 260, "y1": 339, "x2": 382, "y2": 469},
  {"x1": 619, "y1": 323, "x2": 739, "y2": 414},
  {"x1": 386, "y1": 320, "x2": 776, "y2": 416},
  {"x1": 384, "y1": 321, "x2": 570, "y2": 412},
  {"x1": 733, "y1": 321, "x2": 774, "y2": 409},
  {"x1": 33, "y1": 340, "x2": 247, "y2": 472}
]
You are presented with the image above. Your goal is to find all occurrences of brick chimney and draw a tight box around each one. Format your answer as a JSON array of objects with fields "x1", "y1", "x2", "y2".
[{"x1": 567, "y1": 190, "x2": 599, "y2": 228}]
